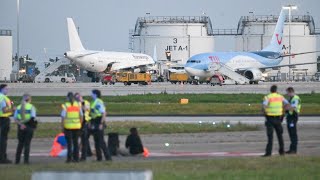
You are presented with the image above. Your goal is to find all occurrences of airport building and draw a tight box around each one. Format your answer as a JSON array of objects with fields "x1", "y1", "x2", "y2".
[
  {"x1": 0, "y1": 29, "x2": 12, "y2": 81},
  {"x1": 234, "y1": 14, "x2": 320, "y2": 79},
  {"x1": 130, "y1": 16, "x2": 215, "y2": 63}
]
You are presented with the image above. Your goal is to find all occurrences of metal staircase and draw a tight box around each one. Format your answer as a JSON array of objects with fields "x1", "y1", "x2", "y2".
[
  {"x1": 209, "y1": 63, "x2": 249, "y2": 84},
  {"x1": 35, "y1": 58, "x2": 70, "y2": 79}
]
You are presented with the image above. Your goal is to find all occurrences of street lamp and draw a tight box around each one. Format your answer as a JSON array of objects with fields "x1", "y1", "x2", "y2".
[
  {"x1": 283, "y1": 5, "x2": 297, "y2": 81},
  {"x1": 17, "y1": 0, "x2": 20, "y2": 71}
]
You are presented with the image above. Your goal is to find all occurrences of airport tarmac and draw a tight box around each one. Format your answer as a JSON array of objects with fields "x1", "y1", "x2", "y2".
[
  {"x1": 6, "y1": 81, "x2": 320, "y2": 96},
  {"x1": 2, "y1": 82, "x2": 319, "y2": 163},
  {"x1": 3, "y1": 124, "x2": 320, "y2": 164},
  {"x1": 37, "y1": 115, "x2": 320, "y2": 125}
]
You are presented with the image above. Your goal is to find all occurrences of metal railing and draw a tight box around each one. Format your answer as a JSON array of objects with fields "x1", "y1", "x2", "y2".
[
  {"x1": 137, "y1": 16, "x2": 210, "y2": 24},
  {"x1": 266, "y1": 72, "x2": 320, "y2": 82},
  {"x1": 237, "y1": 15, "x2": 317, "y2": 35},
  {"x1": 0, "y1": 29, "x2": 12, "y2": 36},
  {"x1": 240, "y1": 15, "x2": 312, "y2": 23},
  {"x1": 212, "y1": 29, "x2": 240, "y2": 35},
  {"x1": 133, "y1": 16, "x2": 214, "y2": 36}
]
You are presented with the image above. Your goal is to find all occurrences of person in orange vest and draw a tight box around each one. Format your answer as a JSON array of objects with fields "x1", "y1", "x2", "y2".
[
  {"x1": 50, "y1": 132, "x2": 67, "y2": 157},
  {"x1": 0, "y1": 84, "x2": 15, "y2": 164},
  {"x1": 61, "y1": 92, "x2": 83, "y2": 163},
  {"x1": 262, "y1": 85, "x2": 290, "y2": 157}
]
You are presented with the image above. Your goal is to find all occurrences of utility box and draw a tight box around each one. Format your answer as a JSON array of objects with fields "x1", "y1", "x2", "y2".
[{"x1": 180, "y1": 99, "x2": 189, "y2": 104}]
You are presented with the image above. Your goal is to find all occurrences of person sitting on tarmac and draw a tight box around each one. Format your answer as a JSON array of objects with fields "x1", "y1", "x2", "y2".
[
  {"x1": 119, "y1": 127, "x2": 144, "y2": 156},
  {"x1": 50, "y1": 132, "x2": 68, "y2": 157}
]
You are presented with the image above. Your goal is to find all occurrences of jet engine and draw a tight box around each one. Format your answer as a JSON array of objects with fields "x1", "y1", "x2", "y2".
[{"x1": 244, "y1": 68, "x2": 263, "y2": 83}]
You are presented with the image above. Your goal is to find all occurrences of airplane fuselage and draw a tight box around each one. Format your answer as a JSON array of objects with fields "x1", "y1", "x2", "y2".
[
  {"x1": 185, "y1": 51, "x2": 283, "y2": 79},
  {"x1": 65, "y1": 50, "x2": 154, "y2": 72}
]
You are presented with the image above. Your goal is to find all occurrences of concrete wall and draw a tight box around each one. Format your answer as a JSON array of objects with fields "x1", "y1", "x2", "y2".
[
  {"x1": 0, "y1": 35, "x2": 12, "y2": 81},
  {"x1": 132, "y1": 23, "x2": 214, "y2": 63},
  {"x1": 32, "y1": 171, "x2": 153, "y2": 180}
]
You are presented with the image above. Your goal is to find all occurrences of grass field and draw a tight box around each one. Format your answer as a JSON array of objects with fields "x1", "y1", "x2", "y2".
[
  {"x1": 8, "y1": 121, "x2": 259, "y2": 139},
  {"x1": 10, "y1": 93, "x2": 320, "y2": 103},
  {"x1": 9, "y1": 93, "x2": 320, "y2": 115},
  {"x1": 1, "y1": 156, "x2": 319, "y2": 180}
]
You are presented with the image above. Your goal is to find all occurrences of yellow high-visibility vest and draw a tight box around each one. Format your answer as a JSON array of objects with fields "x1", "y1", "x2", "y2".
[
  {"x1": 16, "y1": 103, "x2": 34, "y2": 123},
  {"x1": 62, "y1": 102, "x2": 81, "y2": 129},
  {"x1": 90, "y1": 98, "x2": 104, "y2": 119},
  {"x1": 83, "y1": 100, "x2": 91, "y2": 122},
  {"x1": 0, "y1": 94, "x2": 13, "y2": 117},
  {"x1": 289, "y1": 95, "x2": 301, "y2": 115},
  {"x1": 264, "y1": 93, "x2": 285, "y2": 116}
]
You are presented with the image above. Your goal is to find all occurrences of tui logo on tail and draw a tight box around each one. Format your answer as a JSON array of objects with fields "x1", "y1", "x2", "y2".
[{"x1": 276, "y1": 34, "x2": 282, "y2": 45}]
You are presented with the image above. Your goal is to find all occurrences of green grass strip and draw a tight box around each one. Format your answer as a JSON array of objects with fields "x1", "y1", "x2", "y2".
[
  {"x1": 8, "y1": 121, "x2": 259, "y2": 139},
  {"x1": 0, "y1": 156, "x2": 319, "y2": 180}
]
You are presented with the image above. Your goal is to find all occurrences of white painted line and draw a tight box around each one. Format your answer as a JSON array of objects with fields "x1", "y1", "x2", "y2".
[{"x1": 29, "y1": 151, "x2": 264, "y2": 157}]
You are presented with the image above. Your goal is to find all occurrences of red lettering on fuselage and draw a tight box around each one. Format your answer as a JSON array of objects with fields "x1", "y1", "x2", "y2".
[{"x1": 208, "y1": 56, "x2": 220, "y2": 64}]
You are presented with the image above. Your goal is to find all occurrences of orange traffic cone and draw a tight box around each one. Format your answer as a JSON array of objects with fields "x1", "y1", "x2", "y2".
[{"x1": 143, "y1": 147, "x2": 149, "y2": 157}]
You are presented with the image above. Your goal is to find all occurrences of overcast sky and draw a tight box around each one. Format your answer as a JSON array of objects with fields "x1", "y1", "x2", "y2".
[{"x1": 1, "y1": 0, "x2": 319, "y2": 63}]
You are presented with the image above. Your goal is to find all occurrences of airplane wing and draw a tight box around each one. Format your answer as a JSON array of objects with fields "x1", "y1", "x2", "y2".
[
  {"x1": 259, "y1": 61, "x2": 320, "y2": 71},
  {"x1": 279, "y1": 51, "x2": 320, "y2": 58},
  {"x1": 235, "y1": 61, "x2": 320, "y2": 72}
]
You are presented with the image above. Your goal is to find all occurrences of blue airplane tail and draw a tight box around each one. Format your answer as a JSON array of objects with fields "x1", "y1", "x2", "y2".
[{"x1": 262, "y1": 9, "x2": 286, "y2": 53}]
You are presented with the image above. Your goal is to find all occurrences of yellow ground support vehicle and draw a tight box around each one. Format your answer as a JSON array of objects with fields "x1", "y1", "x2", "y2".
[
  {"x1": 116, "y1": 72, "x2": 151, "y2": 86},
  {"x1": 169, "y1": 73, "x2": 189, "y2": 84}
]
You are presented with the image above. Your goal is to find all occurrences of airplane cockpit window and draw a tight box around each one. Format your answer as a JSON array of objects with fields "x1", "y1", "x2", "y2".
[{"x1": 187, "y1": 60, "x2": 201, "y2": 63}]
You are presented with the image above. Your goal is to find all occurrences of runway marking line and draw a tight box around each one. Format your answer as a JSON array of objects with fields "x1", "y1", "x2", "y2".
[{"x1": 29, "y1": 151, "x2": 264, "y2": 157}]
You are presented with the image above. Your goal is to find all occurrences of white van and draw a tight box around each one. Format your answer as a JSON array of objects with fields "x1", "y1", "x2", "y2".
[{"x1": 36, "y1": 72, "x2": 76, "y2": 83}]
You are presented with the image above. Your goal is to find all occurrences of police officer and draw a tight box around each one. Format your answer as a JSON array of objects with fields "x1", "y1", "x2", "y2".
[
  {"x1": 0, "y1": 84, "x2": 14, "y2": 164},
  {"x1": 74, "y1": 92, "x2": 92, "y2": 161},
  {"x1": 89, "y1": 89, "x2": 112, "y2": 161},
  {"x1": 285, "y1": 87, "x2": 301, "y2": 154},
  {"x1": 14, "y1": 94, "x2": 37, "y2": 164},
  {"x1": 61, "y1": 92, "x2": 83, "y2": 163},
  {"x1": 262, "y1": 85, "x2": 289, "y2": 157}
]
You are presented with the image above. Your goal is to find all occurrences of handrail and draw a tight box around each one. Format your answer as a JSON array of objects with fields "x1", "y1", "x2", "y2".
[
  {"x1": 133, "y1": 16, "x2": 213, "y2": 36},
  {"x1": 212, "y1": 29, "x2": 240, "y2": 35},
  {"x1": 237, "y1": 14, "x2": 317, "y2": 35}
]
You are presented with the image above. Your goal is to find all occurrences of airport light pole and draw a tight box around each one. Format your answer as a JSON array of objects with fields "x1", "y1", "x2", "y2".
[
  {"x1": 283, "y1": 5, "x2": 297, "y2": 81},
  {"x1": 17, "y1": 0, "x2": 20, "y2": 71}
]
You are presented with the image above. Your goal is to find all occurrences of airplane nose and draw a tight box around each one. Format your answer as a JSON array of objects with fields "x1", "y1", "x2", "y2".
[{"x1": 185, "y1": 67, "x2": 192, "y2": 74}]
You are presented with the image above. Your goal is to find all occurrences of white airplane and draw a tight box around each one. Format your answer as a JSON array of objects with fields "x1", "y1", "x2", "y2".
[
  {"x1": 64, "y1": 18, "x2": 155, "y2": 74},
  {"x1": 185, "y1": 9, "x2": 319, "y2": 84}
]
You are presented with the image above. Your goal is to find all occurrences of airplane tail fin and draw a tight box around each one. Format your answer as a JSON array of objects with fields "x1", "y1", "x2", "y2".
[
  {"x1": 262, "y1": 9, "x2": 286, "y2": 53},
  {"x1": 67, "y1": 18, "x2": 85, "y2": 51}
]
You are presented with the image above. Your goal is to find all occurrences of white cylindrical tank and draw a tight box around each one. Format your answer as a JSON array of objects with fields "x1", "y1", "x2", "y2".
[
  {"x1": 131, "y1": 16, "x2": 215, "y2": 64},
  {"x1": 0, "y1": 30, "x2": 13, "y2": 81},
  {"x1": 235, "y1": 15, "x2": 318, "y2": 76}
]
